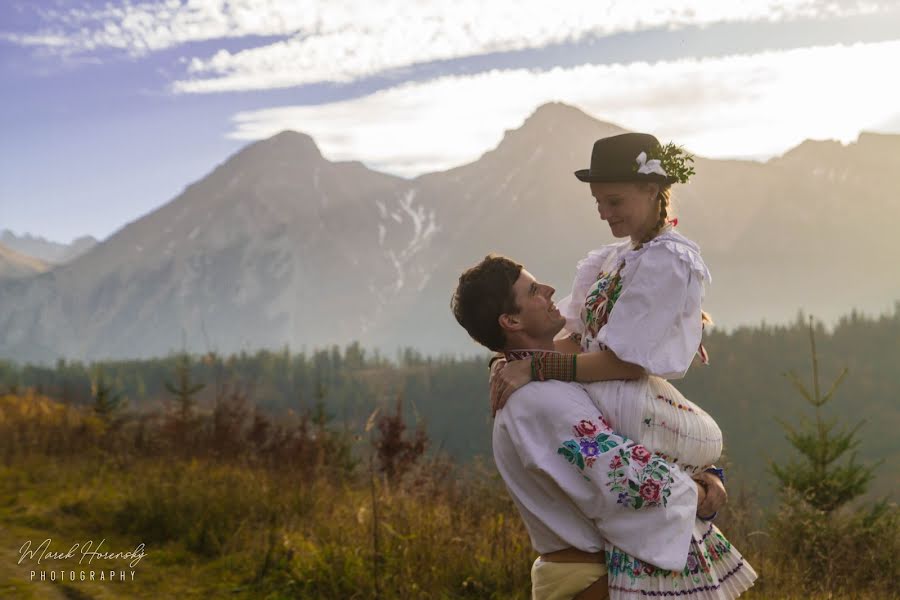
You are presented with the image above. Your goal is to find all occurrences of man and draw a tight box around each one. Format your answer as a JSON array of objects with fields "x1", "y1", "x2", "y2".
[{"x1": 451, "y1": 254, "x2": 726, "y2": 600}]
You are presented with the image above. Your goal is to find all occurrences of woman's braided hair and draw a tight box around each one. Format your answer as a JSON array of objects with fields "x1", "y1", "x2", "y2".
[{"x1": 632, "y1": 183, "x2": 672, "y2": 251}]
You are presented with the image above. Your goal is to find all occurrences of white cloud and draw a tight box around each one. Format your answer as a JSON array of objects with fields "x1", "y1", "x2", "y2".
[
  {"x1": 6, "y1": 0, "x2": 892, "y2": 89},
  {"x1": 227, "y1": 40, "x2": 900, "y2": 177}
]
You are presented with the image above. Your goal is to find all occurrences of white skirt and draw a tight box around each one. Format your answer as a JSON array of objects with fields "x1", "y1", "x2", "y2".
[
  {"x1": 582, "y1": 377, "x2": 757, "y2": 599},
  {"x1": 606, "y1": 520, "x2": 758, "y2": 599},
  {"x1": 583, "y1": 376, "x2": 723, "y2": 473}
]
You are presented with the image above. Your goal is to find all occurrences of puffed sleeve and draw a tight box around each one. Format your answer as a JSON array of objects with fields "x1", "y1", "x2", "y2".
[
  {"x1": 557, "y1": 246, "x2": 620, "y2": 336},
  {"x1": 597, "y1": 241, "x2": 707, "y2": 379},
  {"x1": 497, "y1": 381, "x2": 697, "y2": 570}
]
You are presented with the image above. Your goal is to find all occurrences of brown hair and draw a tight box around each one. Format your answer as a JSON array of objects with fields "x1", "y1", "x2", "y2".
[{"x1": 451, "y1": 254, "x2": 523, "y2": 352}]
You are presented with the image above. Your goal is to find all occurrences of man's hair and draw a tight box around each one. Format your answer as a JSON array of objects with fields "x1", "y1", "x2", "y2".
[{"x1": 451, "y1": 254, "x2": 523, "y2": 352}]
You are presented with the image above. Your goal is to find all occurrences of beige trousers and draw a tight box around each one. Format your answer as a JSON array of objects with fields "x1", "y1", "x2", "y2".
[{"x1": 531, "y1": 557, "x2": 608, "y2": 600}]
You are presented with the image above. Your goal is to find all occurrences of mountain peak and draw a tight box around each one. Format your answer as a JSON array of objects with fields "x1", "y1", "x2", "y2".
[
  {"x1": 529, "y1": 101, "x2": 595, "y2": 122},
  {"x1": 484, "y1": 102, "x2": 627, "y2": 162},
  {"x1": 258, "y1": 130, "x2": 323, "y2": 159},
  {"x1": 211, "y1": 130, "x2": 326, "y2": 181}
]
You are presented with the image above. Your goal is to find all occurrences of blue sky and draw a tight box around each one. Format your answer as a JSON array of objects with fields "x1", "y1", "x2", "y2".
[{"x1": 2, "y1": 0, "x2": 899, "y2": 243}]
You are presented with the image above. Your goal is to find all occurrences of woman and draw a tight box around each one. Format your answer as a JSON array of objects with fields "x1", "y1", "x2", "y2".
[{"x1": 491, "y1": 133, "x2": 757, "y2": 599}]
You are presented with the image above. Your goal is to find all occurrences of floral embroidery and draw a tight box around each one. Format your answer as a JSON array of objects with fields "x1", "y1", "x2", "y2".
[
  {"x1": 607, "y1": 444, "x2": 673, "y2": 509},
  {"x1": 606, "y1": 526, "x2": 735, "y2": 588},
  {"x1": 655, "y1": 393, "x2": 698, "y2": 413},
  {"x1": 556, "y1": 416, "x2": 619, "y2": 480},
  {"x1": 556, "y1": 416, "x2": 673, "y2": 510},
  {"x1": 582, "y1": 263, "x2": 625, "y2": 345},
  {"x1": 574, "y1": 419, "x2": 599, "y2": 437},
  {"x1": 642, "y1": 417, "x2": 721, "y2": 444}
]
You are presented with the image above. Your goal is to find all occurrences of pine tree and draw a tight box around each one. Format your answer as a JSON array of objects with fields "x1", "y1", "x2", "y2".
[
  {"x1": 771, "y1": 317, "x2": 877, "y2": 512},
  {"x1": 91, "y1": 366, "x2": 126, "y2": 423},
  {"x1": 164, "y1": 352, "x2": 205, "y2": 446}
]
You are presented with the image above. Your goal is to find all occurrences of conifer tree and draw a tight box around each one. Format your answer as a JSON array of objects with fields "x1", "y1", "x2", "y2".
[
  {"x1": 91, "y1": 366, "x2": 126, "y2": 423},
  {"x1": 771, "y1": 317, "x2": 877, "y2": 512},
  {"x1": 164, "y1": 352, "x2": 205, "y2": 444}
]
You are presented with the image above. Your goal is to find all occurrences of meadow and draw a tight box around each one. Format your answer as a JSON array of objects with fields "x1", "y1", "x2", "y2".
[{"x1": 0, "y1": 383, "x2": 896, "y2": 598}]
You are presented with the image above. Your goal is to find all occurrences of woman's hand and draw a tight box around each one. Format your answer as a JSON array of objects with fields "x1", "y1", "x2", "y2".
[{"x1": 490, "y1": 359, "x2": 531, "y2": 416}]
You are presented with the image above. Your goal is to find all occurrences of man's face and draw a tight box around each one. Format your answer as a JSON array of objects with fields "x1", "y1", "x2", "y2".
[{"x1": 504, "y1": 269, "x2": 566, "y2": 341}]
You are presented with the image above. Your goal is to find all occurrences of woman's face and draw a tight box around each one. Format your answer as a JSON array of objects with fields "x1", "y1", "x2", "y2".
[{"x1": 589, "y1": 182, "x2": 659, "y2": 241}]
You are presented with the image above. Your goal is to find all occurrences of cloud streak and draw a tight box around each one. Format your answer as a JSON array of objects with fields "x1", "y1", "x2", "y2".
[
  {"x1": 4, "y1": 0, "x2": 892, "y2": 91},
  {"x1": 226, "y1": 40, "x2": 900, "y2": 177}
]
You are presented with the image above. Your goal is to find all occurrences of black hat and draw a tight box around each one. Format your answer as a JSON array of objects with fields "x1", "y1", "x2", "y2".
[{"x1": 574, "y1": 132, "x2": 678, "y2": 184}]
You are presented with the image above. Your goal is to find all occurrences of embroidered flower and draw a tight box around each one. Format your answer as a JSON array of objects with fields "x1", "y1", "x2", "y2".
[
  {"x1": 687, "y1": 553, "x2": 699, "y2": 573},
  {"x1": 632, "y1": 559, "x2": 643, "y2": 577},
  {"x1": 639, "y1": 479, "x2": 662, "y2": 503},
  {"x1": 579, "y1": 439, "x2": 600, "y2": 457},
  {"x1": 631, "y1": 445, "x2": 652, "y2": 465},
  {"x1": 574, "y1": 419, "x2": 598, "y2": 437},
  {"x1": 582, "y1": 266, "x2": 624, "y2": 339},
  {"x1": 607, "y1": 448, "x2": 673, "y2": 510}
]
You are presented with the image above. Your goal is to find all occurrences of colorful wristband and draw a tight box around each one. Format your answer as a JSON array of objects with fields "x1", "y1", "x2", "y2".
[{"x1": 531, "y1": 352, "x2": 576, "y2": 382}]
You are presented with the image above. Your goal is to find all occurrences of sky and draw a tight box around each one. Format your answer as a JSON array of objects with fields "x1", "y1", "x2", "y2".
[{"x1": 2, "y1": 0, "x2": 900, "y2": 244}]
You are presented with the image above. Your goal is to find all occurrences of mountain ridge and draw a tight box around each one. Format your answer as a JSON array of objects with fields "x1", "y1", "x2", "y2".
[{"x1": 2, "y1": 103, "x2": 898, "y2": 363}]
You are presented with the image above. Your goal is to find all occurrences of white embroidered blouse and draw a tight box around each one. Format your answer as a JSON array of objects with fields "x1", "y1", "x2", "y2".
[
  {"x1": 557, "y1": 228, "x2": 711, "y2": 379},
  {"x1": 492, "y1": 380, "x2": 699, "y2": 571}
]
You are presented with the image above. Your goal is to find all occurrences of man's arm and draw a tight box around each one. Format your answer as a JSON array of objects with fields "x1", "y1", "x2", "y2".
[{"x1": 499, "y1": 381, "x2": 700, "y2": 571}]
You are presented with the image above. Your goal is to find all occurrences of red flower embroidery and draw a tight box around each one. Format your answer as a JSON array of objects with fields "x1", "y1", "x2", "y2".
[
  {"x1": 573, "y1": 419, "x2": 598, "y2": 437},
  {"x1": 631, "y1": 445, "x2": 652, "y2": 465},
  {"x1": 609, "y1": 455, "x2": 623, "y2": 469},
  {"x1": 639, "y1": 479, "x2": 662, "y2": 503}
]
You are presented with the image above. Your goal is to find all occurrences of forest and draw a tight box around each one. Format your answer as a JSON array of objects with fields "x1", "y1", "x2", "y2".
[
  {"x1": 2, "y1": 304, "x2": 898, "y2": 502},
  {"x1": 0, "y1": 306, "x2": 897, "y2": 598}
]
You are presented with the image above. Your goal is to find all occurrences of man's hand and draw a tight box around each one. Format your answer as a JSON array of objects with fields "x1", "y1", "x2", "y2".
[
  {"x1": 693, "y1": 471, "x2": 727, "y2": 517},
  {"x1": 489, "y1": 359, "x2": 531, "y2": 416}
]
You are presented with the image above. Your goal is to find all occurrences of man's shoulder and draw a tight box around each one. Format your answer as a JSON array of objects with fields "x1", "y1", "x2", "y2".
[{"x1": 496, "y1": 380, "x2": 592, "y2": 424}]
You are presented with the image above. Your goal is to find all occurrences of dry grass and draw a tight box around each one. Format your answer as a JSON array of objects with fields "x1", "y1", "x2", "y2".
[{"x1": 0, "y1": 390, "x2": 896, "y2": 599}]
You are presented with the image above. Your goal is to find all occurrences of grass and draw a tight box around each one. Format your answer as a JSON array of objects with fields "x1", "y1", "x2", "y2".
[{"x1": 0, "y1": 389, "x2": 896, "y2": 599}]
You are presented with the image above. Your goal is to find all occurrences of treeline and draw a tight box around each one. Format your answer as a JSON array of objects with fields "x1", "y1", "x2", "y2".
[{"x1": 1, "y1": 303, "x2": 898, "y2": 501}]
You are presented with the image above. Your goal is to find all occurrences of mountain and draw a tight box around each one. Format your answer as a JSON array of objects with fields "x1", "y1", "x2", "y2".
[
  {"x1": 1, "y1": 103, "x2": 898, "y2": 363},
  {"x1": 0, "y1": 242, "x2": 50, "y2": 280},
  {"x1": 0, "y1": 230, "x2": 98, "y2": 265}
]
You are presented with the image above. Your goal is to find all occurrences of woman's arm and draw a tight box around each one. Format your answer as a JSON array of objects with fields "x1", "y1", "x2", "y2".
[
  {"x1": 553, "y1": 333, "x2": 581, "y2": 353},
  {"x1": 574, "y1": 350, "x2": 645, "y2": 382},
  {"x1": 492, "y1": 350, "x2": 645, "y2": 412}
]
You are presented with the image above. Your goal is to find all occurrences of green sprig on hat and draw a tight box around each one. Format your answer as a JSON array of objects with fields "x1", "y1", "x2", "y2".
[{"x1": 646, "y1": 142, "x2": 696, "y2": 184}]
